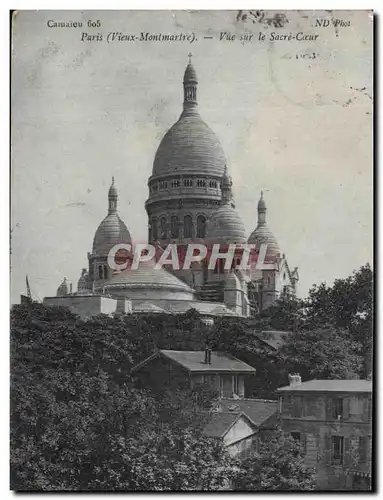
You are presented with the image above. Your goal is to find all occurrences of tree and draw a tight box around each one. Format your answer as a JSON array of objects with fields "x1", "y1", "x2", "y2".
[
  {"x1": 304, "y1": 265, "x2": 373, "y2": 375},
  {"x1": 232, "y1": 430, "x2": 316, "y2": 491},
  {"x1": 10, "y1": 303, "x2": 233, "y2": 491},
  {"x1": 280, "y1": 326, "x2": 363, "y2": 380}
]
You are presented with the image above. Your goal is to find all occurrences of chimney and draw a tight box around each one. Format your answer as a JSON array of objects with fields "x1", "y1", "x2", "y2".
[
  {"x1": 204, "y1": 347, "x2": 212, "y2": 365},
  {"x1": 288, "y1": 373, "x2": 302, "y2": 387}
]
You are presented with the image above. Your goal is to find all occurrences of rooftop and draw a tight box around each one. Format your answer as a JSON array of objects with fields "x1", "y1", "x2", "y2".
[
  {"x1": 219, "y1": 399, "x2": 278, "y2": 427},
  {"x1": 160, "y1": 350, "x2": 256, "y2": 373},
  {"x1": 203, "y1": 411, "x2": 245, "y2": 438},
  {"x1": 132, "y1": 350, "x2": 256, "y2": 374},
  {"x1": 277, "y1": 379, "x2": 372, "y2": 393},
  {"x1": 254, "y1": 330, "x2": 291, "y2": 350}
]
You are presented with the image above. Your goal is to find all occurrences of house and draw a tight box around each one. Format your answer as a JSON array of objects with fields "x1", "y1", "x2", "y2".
[
  {"x1": 132, "y1": 349, "x2": 281, "y2": 459},
  {"x1": 131, "y1": 349, "x2": 256, "y2": 399},
  {"x1": 203, "y1": 411, "x2": 259, "y2": 459},
  {"x1": 205, "y1": 398, "x2": 279, "y2": 458},
  {"x1": 277, "y1": 376, "x2": 372, "y2": 491}
]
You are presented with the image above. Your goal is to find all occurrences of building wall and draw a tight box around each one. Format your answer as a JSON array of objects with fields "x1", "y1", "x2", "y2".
[
  {"x1": 43, "y1": 295, "x2": 118, "y2": 319},
  {"x1": 279, "y1": 391, "x2": 372, "y2": 490},
  {"x1": 104, "y1": 286, "x2": 195, "y2": 302},
  {"x1": 224, "y1": 417, "x2": 255, "y2": 447},
  {"x1": 191, "y1": 373, "x2": 245, "y2": 399}
]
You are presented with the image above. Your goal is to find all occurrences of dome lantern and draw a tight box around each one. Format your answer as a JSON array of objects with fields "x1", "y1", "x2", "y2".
[
  {"x1": 183, "y1": 53, "x2": 198, "y2": 114},
  {"x1": 108, "y1": 177, "x2": 118, "y2": 215},
  {"x1": 258, "y1": 190, "x2": 267, "y2": 224}
]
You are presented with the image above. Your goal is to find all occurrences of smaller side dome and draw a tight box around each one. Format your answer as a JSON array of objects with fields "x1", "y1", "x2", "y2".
[
  {"x1": 56, "y1": 277, "x2": 68, "y2": 297},
  {"x1": 248, "y1": 192, "x2": 280, "y2": 260},
  {"x1": 77, "y1": 268, "x2": 91, "y2": 293},
  {"x1": 205, "y1": 167, "x2": 247, "y2": 246},
  {"x1": 92, "y1": 178, "x2": 132, "y2": 256},
  {"x1": 206, "y1": 205, "x2": 247, "y2": 246}
]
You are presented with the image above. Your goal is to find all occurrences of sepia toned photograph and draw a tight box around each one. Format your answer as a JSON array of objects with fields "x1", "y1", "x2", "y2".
[{"x1": 10, "y1": 9, "x2": 373, "y2": 491}]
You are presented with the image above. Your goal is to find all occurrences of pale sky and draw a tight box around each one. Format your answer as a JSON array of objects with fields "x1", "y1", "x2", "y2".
[{"x1": 11, "y1": 10, "x2": 373, "y2": 304}]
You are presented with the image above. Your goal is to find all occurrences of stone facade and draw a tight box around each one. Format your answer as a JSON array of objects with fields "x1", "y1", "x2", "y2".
[{"x1": 277, "y1": 379, "x2": 372, "y2": 490}]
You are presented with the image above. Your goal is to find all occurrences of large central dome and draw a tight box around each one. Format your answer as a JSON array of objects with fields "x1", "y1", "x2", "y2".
[
  {"x1": 153, "y1": 114, "x2": 226, "y2": 177},
  {"x1": 152, "y1": 61, "x2": 226, "y2": 177}
]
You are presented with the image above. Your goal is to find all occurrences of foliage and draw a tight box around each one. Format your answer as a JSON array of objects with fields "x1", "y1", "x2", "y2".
[
  {"x1": 10, "y1": 304, "x2": 232, "y2": 491},
  {"x1": 10, "y1": 263, "x2": 373, "y2": 490},
  {"x1": 232, "y1": 430, "x2": 316, "y2": 491},
  {"x1": 279, "y1": 326, "x2": 363, "y2": 380}
]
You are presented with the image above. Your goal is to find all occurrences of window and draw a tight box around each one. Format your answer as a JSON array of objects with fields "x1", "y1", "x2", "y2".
[
  {"x1": 219, "y1": 376, "x2": 224, "y2": 397},
  {"x1": 184, "y1": 215, "x2": 193, "y2": 239},
  {"x1": 171, "y1": 216, "x2": 179, "y2": 238},
  {"x1": 202, "y1": 375, "x2": 209, "y2": 384},
  {"x1": 171, "y1": 179, "x2": 180, "y2": 188},
  {"x1": 333, "y1": 398, "x2": 343, "y2": 419},
  {"x1": 283, "y1": 272, "x2": 286, "y2": 280},
  {"x1": 331, "y1": 436, "x2": 344, "y2": 464},
  {"x1": 160, "y1": 217, "x2": 167, "y2": 240},
  {"x1": 209, "y1": 180, "x2": 217, "y2": 188},
  {"x1": 196, "y1": 215, "x2": 206, "y2": 238},
  {"x1": 103, "y1": 265, "x2": 108, "y2": 280},
  {"x1": 291, "y1": 396, "x2": 302, "y2": 418},
  {"x1": 183, "y1": 179, "x2": 193, "y2": 188},
  {"x1": 98, "y1": 265, "x2": 103, "y2": 279},
  {"x1": 233, "y1": 376, "x2": 239, "y2": 395},
  {"x1": 152, "y1": 218, "x2": 158, "y2": 240},
  {"x1": 159, "y1": 181, "x2": 168, "y2": 190},
  {"x1": 196, "y1": 179, "x2": 206, "y2": 188}
]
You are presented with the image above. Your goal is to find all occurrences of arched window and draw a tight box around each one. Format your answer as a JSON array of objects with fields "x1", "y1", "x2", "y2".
[
  {"x1": 196, "y1": 215, "x2": 206, "y2": 238},
  {"x1": 184, "y1": 215, "x2": 193, "y2": 239},
  {"x1": 160, "y1": 217, "x2": 167, "y2": 240},
  {"x1": 152, "y1": 218, "x2": 158, "y2": 241},
  {"x1": 98, "y1": 265, "x2": 103, "y2": 280},
  {"x1": 171, "y1": 216, "x2": 179, "y2": 238}
]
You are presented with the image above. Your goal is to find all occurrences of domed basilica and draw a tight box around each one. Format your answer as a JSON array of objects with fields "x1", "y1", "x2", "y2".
[{"x1": 44, "y1": 57, "x2": 299, "y2": 319}]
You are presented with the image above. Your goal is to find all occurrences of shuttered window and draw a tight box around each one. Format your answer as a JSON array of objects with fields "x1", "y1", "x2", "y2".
[{"x1": 331, "y1": 436, "x2": 344, "y2": 464}]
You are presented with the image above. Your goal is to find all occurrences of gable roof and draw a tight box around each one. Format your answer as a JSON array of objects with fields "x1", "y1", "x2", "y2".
[
  {"x1": 203, "y1": 411, "x2": 257, "y2": 438},
  {"x1": 254, "y1": 330, "x2": 291, "y2": 350},
  {"x1": 277, "y1": 379, "x2": 372, "y2": 393},
  {"x1": 219, "y1": 399, "x2": 278, "y2": 427},
  {"x1": 132, "y1": 350, "x2": 256, "y2": 374}
]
